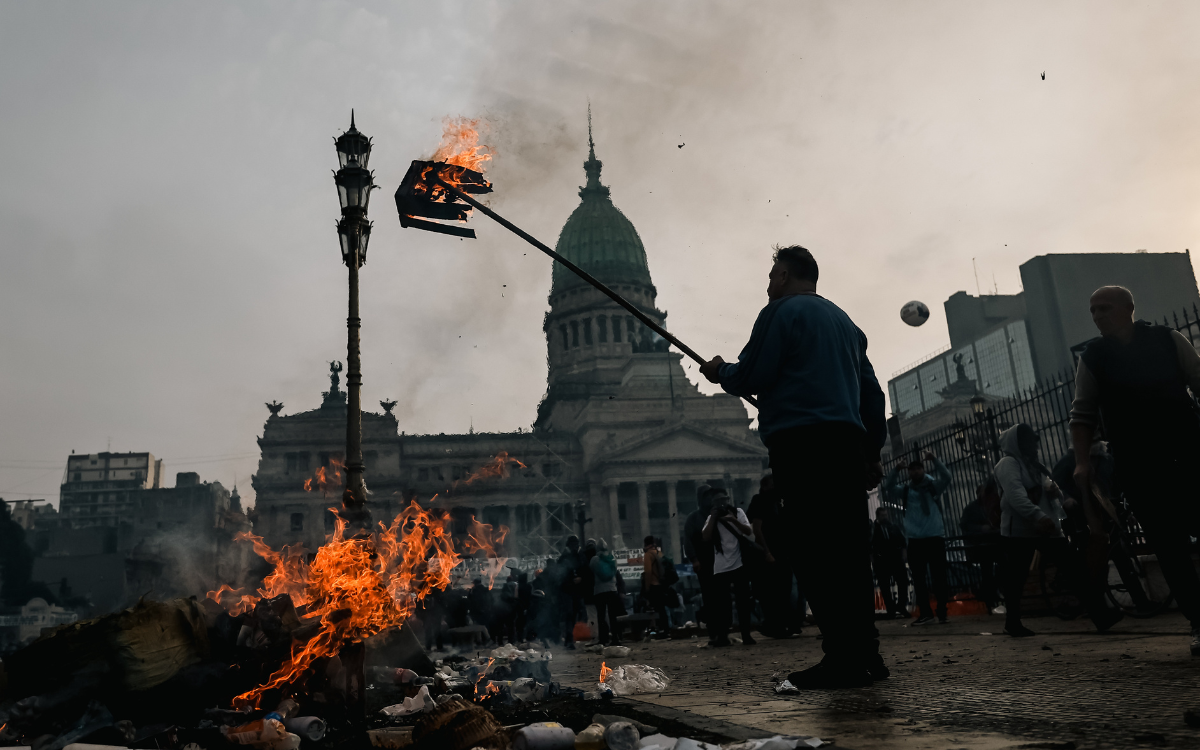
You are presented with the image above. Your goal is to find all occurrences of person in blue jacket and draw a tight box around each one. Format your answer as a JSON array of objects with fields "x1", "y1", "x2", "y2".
[
  {"x1": 700, "y1": 245, "x2": 887, "y2": 689},
  {"x1": 885, "y1": 450, "x2": 952, "y2": 625}
]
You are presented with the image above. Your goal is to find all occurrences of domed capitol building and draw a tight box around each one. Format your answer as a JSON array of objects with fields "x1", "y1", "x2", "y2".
[{"x1": 252, "y1": 133, "x2": 767, "y2": 560}]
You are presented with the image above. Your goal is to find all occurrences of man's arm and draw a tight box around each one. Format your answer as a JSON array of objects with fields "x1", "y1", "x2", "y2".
[
  {"x1": 858, "y1": 339, "x2": 888, "y2": 455},
  {"x1": 1171, "y1": 329, "x2": 1200, "y2": 394},
  {"x1": 751, "y1": 518, "x2": 774, "y2": 562},
  {"x1": 1069, "y1": 359, "x2": 1103, "y2": 533},
  {"x1": 995, "y1": 457, "x2": 1055, "y2": 535},
  {"x1": 703, "y1": 302, "x2": 786, "y2": 397},
  {"x1": 701, "y1": 512, "x2": 716, "y2": 541},
  {"x1": 927, "y1": 453, "x2": 952, "y2": 494}
]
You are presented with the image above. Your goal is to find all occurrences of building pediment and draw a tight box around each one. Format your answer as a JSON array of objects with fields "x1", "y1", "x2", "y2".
[{"x1": 595, "y1": 422, "x2": 766, "y2": 467}]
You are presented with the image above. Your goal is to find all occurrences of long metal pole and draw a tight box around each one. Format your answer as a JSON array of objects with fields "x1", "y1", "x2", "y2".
[
  {"x1": 433, "y1": 176, "x2": 758, "y2": 409},
  {"x1": 343, "y1": 228, "x2": 368, "y2": 520}
]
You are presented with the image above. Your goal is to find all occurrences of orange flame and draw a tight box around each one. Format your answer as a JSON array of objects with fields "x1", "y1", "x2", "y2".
[
  {"x1": 461, "y1": 516, "x2": 510, "y2": 589},
  {"x1": 452, "y1": 452, "x2": 527, "y2": 490},
  {"x1": 473, "y1": 658, "x2": 496, "y2": 700},
  {"x1": 600, "y1": 661, "x2": 613, "y2": 683},
  {"x1": 303, "y1": 458, "x2": 344, "y2": 496},
  {"x1": 212, "y1": 501, "x2": 460, "y2": 708},
  {"x1": 206, "y1": 584, "x2": 258, "y2": 617},
  {"x1": 431, "y1": 117, "x2": 491, "y2": 172}
]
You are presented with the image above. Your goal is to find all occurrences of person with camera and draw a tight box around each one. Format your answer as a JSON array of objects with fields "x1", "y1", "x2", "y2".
[
  {"x1": 995, "y1": 423, "x2": 1122, "y2": 637},
  {"x1": 701, "y1": 485, "x2": 757, "y2": 647}
]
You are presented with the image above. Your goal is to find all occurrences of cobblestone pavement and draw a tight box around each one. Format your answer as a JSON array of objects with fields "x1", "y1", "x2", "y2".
[{"x1": 548, "y1": 612, "x2": 1200, "y2": 750}]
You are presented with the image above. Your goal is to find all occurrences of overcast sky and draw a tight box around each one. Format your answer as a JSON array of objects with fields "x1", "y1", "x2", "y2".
[{"x1": 3, "y1": 1, "x2": 1199, "y2": 508}]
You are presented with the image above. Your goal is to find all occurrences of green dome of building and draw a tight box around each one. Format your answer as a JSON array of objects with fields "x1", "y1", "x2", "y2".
[{"x1": 551, "y1": 134, "x2": 653, "y2": 294}]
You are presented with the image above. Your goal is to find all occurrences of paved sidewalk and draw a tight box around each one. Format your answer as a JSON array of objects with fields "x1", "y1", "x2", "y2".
[{"x1": 549, "y1": 612, "x2": 1200, "y2": 749}]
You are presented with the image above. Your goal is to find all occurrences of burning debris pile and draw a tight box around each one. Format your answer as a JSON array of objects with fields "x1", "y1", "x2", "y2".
[{"x1": 0, "y1": 447, "x2": 533, "y2": 750}]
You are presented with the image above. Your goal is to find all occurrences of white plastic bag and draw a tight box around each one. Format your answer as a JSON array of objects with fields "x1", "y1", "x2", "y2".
[
  {"x1": 602, "y1": 664, "x2": 670, "y2": 695},
  {"x1": 380, "y1": 685, "x2": 436, "y2": 717}
]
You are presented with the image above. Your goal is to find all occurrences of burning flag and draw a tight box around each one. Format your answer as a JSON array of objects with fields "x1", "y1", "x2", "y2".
[{"x1": 395, "y1": 118, "x2": 493, "y2": 238}]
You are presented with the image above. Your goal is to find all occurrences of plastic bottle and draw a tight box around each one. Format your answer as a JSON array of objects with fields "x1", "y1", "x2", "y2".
[
  {"x1": 283, "y1": 717, "x2": 326, "y2": 743},
  {"x1": 512, "y1": 723, "x2": 576, "y2": 750}
]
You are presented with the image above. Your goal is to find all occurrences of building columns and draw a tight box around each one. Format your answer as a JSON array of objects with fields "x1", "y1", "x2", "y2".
[
  {"x1": 607, "y1": 484, "x2": 625, "y2": 551},
  {"x1": 665, "y1": 480, "x2": 681, "y2": 562},
  {"x1": 636, "y1": 482, "x2": 650, "y2": 546}
]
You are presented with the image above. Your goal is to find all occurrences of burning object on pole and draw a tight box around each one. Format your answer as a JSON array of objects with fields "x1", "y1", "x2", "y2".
[
  {"x1": 394, "y1": 118, "x2": 757, "y2": 408},
  {"x1": 395, "y1": 160, "x2": 492, "y2": 238}
]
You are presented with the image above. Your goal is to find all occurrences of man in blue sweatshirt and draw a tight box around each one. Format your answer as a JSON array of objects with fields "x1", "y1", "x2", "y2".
[
  {"x1": 884, "y1": 451, "x2": 953, "y2": 625},
  {"x1": 700, "y1": 245, "x2": 887, "y2": 689}
]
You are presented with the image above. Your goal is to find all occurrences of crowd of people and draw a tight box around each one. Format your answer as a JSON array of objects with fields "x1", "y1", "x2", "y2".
[{"x1": 419, "y1": 251, "x2": 1200, "y2": 690}]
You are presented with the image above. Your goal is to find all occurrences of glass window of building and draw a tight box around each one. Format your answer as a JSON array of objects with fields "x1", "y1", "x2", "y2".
[
  {"x1": 918, "y1": 359, "x2": 949, "y2": 411},
  {"x1": 892, "y1": 371, "x2": 923, "y2": 417},
  {"x1": 1007, "y1": 322, "x2": 1037, "y2": 391},
  {"x1": 976, "y1": 328, "x2": 1016, "y2": 397}
]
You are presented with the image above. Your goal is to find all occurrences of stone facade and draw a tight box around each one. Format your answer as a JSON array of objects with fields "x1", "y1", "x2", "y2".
[{"x1": 252, "y1": 135, "x2": 768, "y2": 560}]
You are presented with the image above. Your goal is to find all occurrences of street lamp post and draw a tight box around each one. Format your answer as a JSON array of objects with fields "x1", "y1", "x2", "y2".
[{"x1": 334, "y1": 112, "x2": 375, "y2": 529}]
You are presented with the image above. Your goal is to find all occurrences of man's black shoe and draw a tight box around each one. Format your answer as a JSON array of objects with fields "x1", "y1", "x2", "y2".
[
  {"x1": 866, "y1": 655, "x2": 890, "y2": 681},
  {"x1": 786, "y1": 662, "x2": 872, "y2": 689},
  {"x1": 741, "y1": 633, "x2": 757, "y2": 645},
  {"x1": 712, "y1": 635, "x2": 732, "y2": 647},
  {"x1": 1004, "y1": 623, "x2": 1036, "y2": 637}
]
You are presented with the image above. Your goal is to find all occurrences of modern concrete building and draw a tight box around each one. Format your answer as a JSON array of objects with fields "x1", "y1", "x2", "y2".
[
  {"x1": 252, "y1": 135, "x2": 768, "y2": 561},
  {"x1": 1021, "y1": 252, "x2": 1200, "y2": 378},
  {"x1": 59, "y1": 451, "x2": 164, "y2": 528},
  {"x1": 887, "y1": 251, "x2": 1200, "y2": 440},
  {"x1": 31, "y1": 470, "x2": 247, "y2": 615}
]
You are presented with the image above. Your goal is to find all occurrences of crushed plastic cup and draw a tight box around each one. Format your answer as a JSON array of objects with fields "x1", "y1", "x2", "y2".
[
  {"x1": 223, "y1": 718, "x2": 301, "y2": 750},
  {"x1": 602, "y1": 645, "x2": 631, "y2": 658},
  {"x1": 513, "y1": 723, "x2": 577, "y2": 750},
  {"x1": 380, "y1": 685, "x2": 436, "y2": 717},
  {"x1": 511, "y1": 677, "x2": 547, "y2": 703},
  {"x1": 602, "y1": 722, "x2": 639, "y2": 750},
  {"x1": 602, "y1": 665, "x2": 670, "y2": 696},
  {"x1": 574, "y1": 723, "x2": 606, "y2": 750},
  {"x1": 282, "y1": 717, "x2": 325, "y2": 743}
]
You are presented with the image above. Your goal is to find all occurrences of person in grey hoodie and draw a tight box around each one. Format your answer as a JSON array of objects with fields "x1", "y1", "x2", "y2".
[{"x1": 995, "y1": 423, "x2": 1122, "y2": 637}]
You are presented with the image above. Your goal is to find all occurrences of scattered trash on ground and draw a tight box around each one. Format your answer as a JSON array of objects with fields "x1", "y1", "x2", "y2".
[
  {"x1": 601, "y1": 665, "x2": 670, "y2": 696},
  {"x1": 773, "y1": 680, "x2": 800, "y2": 695}
]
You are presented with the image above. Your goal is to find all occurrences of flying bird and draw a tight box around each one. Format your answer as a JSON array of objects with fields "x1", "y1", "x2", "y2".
[
  {"x1": 677, "y1": 143, "x2": 685, "y2": 149},
  {"x1": 1041, "y1": 71, "x2": 1045, "y2": 80}
]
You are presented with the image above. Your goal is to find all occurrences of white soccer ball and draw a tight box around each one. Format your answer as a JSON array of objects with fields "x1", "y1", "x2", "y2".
[{"x1": 900, "y1": 300, "x2": 930, "y2": 327}]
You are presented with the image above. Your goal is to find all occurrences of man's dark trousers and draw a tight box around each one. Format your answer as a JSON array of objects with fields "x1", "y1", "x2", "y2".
[
  {"x1": 906, "y1": 537, "x2": 949, "y2": 620},
  {"x1": 769, "y1": 422, "x2": 879, "y2": 670},
  {"x1": 1116, "y1": 444, "x2": 1200, "y2": 626}
]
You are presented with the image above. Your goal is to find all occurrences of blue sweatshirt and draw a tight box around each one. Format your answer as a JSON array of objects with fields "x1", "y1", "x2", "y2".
[
  {"x1": 716, "y1": 293, "x2": 886, "y2": 450},
  {"x1": 885, "y1": 458, "x2": 952, "y2": 539}
]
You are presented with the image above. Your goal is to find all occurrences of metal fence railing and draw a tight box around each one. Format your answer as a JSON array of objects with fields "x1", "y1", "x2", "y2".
[{"x1": 885, "y1": 302, "x2": 1200, "y2": 600}]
